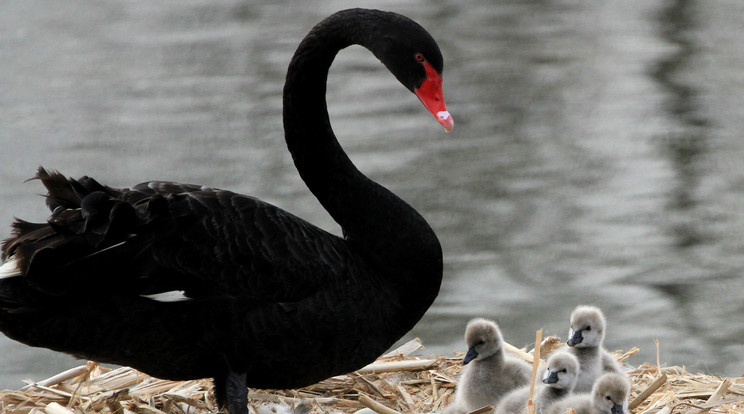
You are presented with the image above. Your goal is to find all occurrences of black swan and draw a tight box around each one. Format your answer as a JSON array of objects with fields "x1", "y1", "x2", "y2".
[{"x1": 0, "y1": 8, "x2": 452, "y2": 414}]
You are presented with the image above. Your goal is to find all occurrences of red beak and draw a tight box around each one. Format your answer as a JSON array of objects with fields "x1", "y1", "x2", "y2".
[{"x1": 414, "y1": 61, "x2": 454, "y2": 133}]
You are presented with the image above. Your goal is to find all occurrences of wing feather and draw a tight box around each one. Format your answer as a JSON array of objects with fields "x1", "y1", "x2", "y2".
[{"x1": 2, "y1": 169, "x2": 353, "y2": 306}]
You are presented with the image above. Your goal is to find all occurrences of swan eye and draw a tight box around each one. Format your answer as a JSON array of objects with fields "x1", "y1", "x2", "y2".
[
  {"x1": 585, "y1": 325, "x2": 591, "y2": 331},
  {"x1": 606, "y1": 396, "x2": 612, "y2": 401},
  {"x1": 561, "y1": 369, "x2": 567, "y2": 373},
  {"x1": 415, "y1": 53, "x2": 425, "y2": 62}
]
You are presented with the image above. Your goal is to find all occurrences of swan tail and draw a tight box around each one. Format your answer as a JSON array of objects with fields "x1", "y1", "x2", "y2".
[
  {"x1": 0, "y1": 258, "x2": 21, "y2": 279},
  {"x1": 0, "y1": 261, "x2": 25, "y2": 310},
  {"x1": 1, "y1": 167, "x2": 165, "y2": 301}
]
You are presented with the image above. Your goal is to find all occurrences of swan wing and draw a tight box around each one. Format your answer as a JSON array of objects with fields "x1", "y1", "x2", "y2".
[
  {"x1": 137, "y1": 182, "x2": 352, "y2": 302},
  {"x1": 2, "y1": 168, "x2": 351, "y2": 304}
]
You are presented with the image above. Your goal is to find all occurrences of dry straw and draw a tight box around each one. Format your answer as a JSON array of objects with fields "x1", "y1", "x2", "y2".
[{"x1": 1, "y1": 337, "x2": 742, "y2": 414}]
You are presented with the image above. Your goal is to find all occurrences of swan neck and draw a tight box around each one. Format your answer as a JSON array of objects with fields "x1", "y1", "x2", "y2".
[
  {"x1": 282, "y1": 13, "x2": 360, "y2": 187},
  {"x1": 281, "y1": 10, "x2": 442, "y2": 295},
  {"x1": 281, "y1": 12, "x2": 392, "y2": 227}
]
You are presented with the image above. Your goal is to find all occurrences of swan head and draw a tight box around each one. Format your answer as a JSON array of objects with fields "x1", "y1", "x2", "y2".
[
  {"x1": 363, "y1": 10, "x2": 454, "y2": 132},
  {"x1": 461, "y1": 318, "x2": 503, "y2": 364},
  {"x1": 542, "y1": 352, "x2": 579, "y2": 390},
  {"x1": 567, "y1": 305, "x2": 606, "y2": 348},
  {"x1": 592, "y1": 373, "x2": 630, "y2": 414}
]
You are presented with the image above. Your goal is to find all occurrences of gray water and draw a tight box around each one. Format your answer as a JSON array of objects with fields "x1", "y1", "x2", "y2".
[{"x1": 2, "y1": 0, "x2": 744, "y2": 389}]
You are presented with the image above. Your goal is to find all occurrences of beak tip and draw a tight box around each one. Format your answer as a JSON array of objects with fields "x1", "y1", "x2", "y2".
[{"x1": 437, "y1": 111, "x2": 454, "y2": 133}]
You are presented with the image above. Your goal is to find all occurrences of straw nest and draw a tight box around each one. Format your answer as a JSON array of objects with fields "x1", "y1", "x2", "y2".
[{"x1": 1, "y1": 337, "x2": 742, "y2": 414}]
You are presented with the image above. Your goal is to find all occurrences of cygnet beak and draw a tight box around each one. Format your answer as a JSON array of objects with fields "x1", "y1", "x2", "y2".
[
  {"x1": 462, "y1": 347, "x2": 478, "y2": 365},
  {"x1": 567, "y1": 329, "x2": 584, "y2": 347},
  {"x1": 543, "y1": 371, "x2": 560, "y2": 384}
]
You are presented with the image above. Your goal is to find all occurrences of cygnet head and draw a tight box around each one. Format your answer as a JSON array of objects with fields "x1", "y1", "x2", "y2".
[
  {"x1": 461, "y1": 318, "x2": 503, "y2": 365},
  {"x1": 542, "y1": 352, "x2": 579, "y2": 390},
  {"x1": 567, "y1": 305, "x2": 606, "y2": 348},
  {"x1": 592, "y1": 373, "x2": 630, "y2": 414}
]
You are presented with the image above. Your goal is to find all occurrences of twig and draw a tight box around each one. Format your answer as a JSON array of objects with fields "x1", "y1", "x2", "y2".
[
  {"x1": 358, "y1": 394, "x2": 401, "y2": 414},
  {"x1": 131, "y1": 402, "x2": 170, "y2": 414},
  {"x1": 652, "y1": 406, "x2": 671, "y2": 414},
  {"x1": 163, "y1": 393, "x2": 212, "y2": 410},
  {"x1": 357, "y1": 359, "x2": 436, "y2": 374},
  {"x1": 616, "y1": 347, "x2": 639, "y2": 363},
  {"x1": 705, "y1": 378, "x2": 731, "y2": 404},
  {"x1": 504, "y1": 342, "x2": 535, "y2": 364},
  {"x1": 539, "y1": 336, "x2": 562, "y2": 357},
  {"x1": 248, "y1": 392, "x2": 337, "y2": 405},
  {"x1": 20, "y1": 365, "x2": 91, "y2": 391},
  {"x1": 431, "y1": 374, "x2": 438, "y2": 402},
  {"x1": 381, "y1": 338, "x2": 423, "y2": 358},
  {"x1": 25, "y1": 383, "x2": 91, "y2": 401},
  {"x1": 44, "y1": 402, "x2": 76, "y2": 414},
  {"x1": 395, "y1": 385, "x2": 415, "y2": 410},
  {"x1": 527, "y1": 329, "x2": 543, "y2": 414},
  {"x1": 350, "y1": 372, "x2": 387, "y2": 398},
  {"x1": 699, "y1": 396, "x2": 744, "y2": 409},
  {"x1": 654, "y1": 339, "x2": 661, "y2": 373},
  {"x1": 629, "y1": 373, "x2": 667, "y2": 410}
]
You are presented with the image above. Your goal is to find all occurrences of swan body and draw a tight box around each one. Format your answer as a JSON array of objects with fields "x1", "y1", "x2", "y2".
[
  {"x1": 565, "y1": 305, "x2": 625, "y2": 393},
  {"x1": 546, "y1": 373, "x2": 630, "y2": 414},
  {"x1": 444, "y1": 318, "x2": 531, "y2": 414},
  {"x1": 495, "y1": 352, "x2": 579, "y2": 414},
  {"x1": 0, "y1": 9, "x2": 452, "y2": 414}
]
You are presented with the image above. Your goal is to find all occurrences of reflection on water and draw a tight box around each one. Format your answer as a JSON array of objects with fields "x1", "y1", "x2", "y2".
[
  {"x1": 647, "y1": 0, "x2": 709, "y2": 354},
  {"x1": 654, "y1": 0, "x2": 708, "y2": 247},
  {"x1": 642, "y1": 0, "x2": 744, "y2": 373},
  {"x1": 2, "y1": 0, "x2": 744, "y2": 389}
]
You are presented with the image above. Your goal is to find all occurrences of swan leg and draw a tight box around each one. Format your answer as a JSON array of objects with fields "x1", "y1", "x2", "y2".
[{"x1": 213, "y1": 372, "x2": 249, "y2": 414}]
